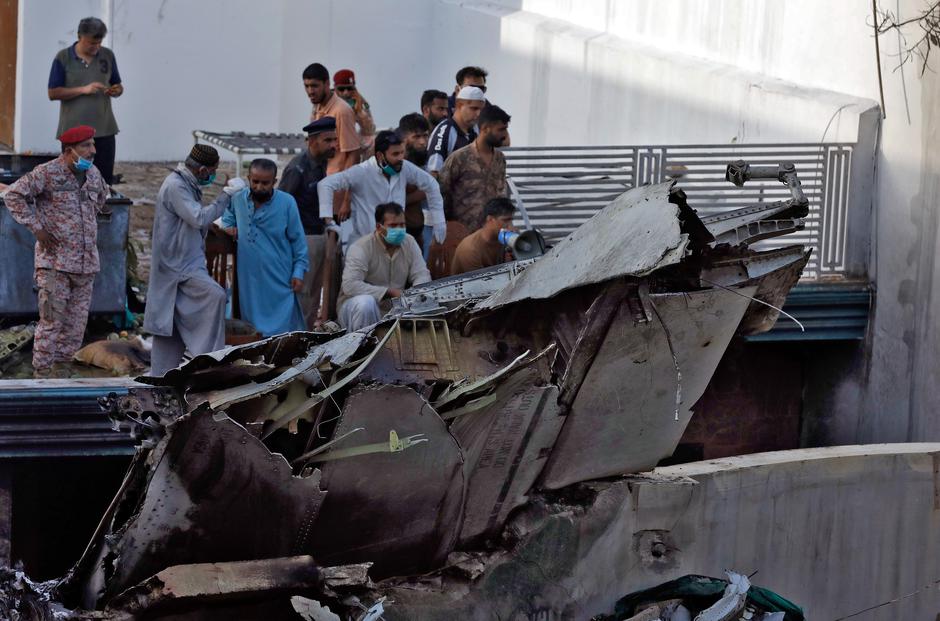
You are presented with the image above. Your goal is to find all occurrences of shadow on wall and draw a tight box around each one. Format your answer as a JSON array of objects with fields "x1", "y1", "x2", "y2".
[
  {"x1": 676, "y1": 339, "x2": 868, "y2": 461},
  {"x1": 492, "y1": 9, "x2": 868, "y2": 146}
]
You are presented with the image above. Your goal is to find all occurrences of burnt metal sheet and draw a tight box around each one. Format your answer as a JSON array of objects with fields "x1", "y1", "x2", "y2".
[
  {"x1": 478, "y1": 182, "x2": 688, "y2": 310},
  {"x1": 310, "y1": 385, "x2": 465, "y2": 578},
  {"x1": 371, "y1": 318, "x2": 462, "y2": 382},
  {"x1": 82, "y1": 411, "x2": 328, "y2": 604},
  {"x1": 393, "y1": 258, "x2": 538, "y2": 312},
  {"x1": 433, "y1": 345, "x2": 554, "y2": 412},
  {"x1": 142, "y1": 329, "x2": 366, "y2": 387},
  {"x1": 449, "y1": 368, "x2": 563, "y2": 544},
  {"x1": 184, "y1": 331, "x2": 367, "y2": 412},
  {"x1": 701, "y1": 245, "x2": 810, "y2": 334},
  {"x1": 701, "y1": 245, "x2": 809, "y2": 288},
  {"x1": 737, "y1": 249, "x2": 812, "y2": 335},
  {"x1": 539, "y1": 286, "x2": 756, "y2": 489},
  {"x1": 557, "y1": 280, "x2": 638, "y2": 409},
  {"x1": 365, "y1": 321, "x2": 514, "y2": 389},
  {"x1": 107, "y1": 556, "x2": 322, "y2": 615},
  {"x1": 259, "y1": 324, "x2": 398, "y2": 439}
]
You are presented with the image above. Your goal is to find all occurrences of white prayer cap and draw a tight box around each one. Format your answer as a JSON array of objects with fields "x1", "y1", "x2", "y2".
[{"x1": 456, "y1": 86, "x2": 486, "y2": 101}]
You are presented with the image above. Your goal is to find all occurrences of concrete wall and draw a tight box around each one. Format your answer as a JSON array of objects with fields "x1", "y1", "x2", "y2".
[
  {"x1": 15, "y1": 0, "x2": 872, "y2": 161},
  {"x1": 380, "y1": 444, "x2": 940, "y2": 620}
]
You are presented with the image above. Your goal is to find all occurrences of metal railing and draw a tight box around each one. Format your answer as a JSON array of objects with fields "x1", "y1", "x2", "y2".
[{"x1": 504, "y1": 143, "x2": 854, "y2": 279}]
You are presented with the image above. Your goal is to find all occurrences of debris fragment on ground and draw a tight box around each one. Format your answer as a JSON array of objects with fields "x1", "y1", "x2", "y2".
[
  {"x1": 73, "y1": 335, "x2": 151, "y2": 375},
  {"x1": 593, "y1": 572, "x2": 803, "y2": 621}
]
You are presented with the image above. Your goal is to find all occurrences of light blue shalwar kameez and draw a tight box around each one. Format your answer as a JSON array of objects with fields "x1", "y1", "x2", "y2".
[{"x1": 222, "y1": 188, "x2": 308, "y2": 336}]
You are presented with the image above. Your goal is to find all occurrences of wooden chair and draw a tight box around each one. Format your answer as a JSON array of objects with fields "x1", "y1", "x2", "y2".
[
  {"x1": 205, "y1": 225, "x2": 266, "y2": 344},
  {"x1": 205, "y1": 224, "x2": 239, "y2": 317},
  {"x1": 427, "y1": 221, "x2": 469, "y2": 279}
]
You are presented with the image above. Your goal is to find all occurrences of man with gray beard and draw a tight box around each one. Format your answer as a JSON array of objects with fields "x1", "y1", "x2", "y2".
[{"x1": 144, "y1": 144, "x2": 245, "y2": 375}]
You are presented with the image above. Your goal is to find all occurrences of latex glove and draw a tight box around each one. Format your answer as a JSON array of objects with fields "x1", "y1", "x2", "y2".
[
  {"x1": 432, "y1": 221, "x2": 446, "y2": 245},
  {"x1": 326, "y1": 222, "x2": 343, "y2": 237},
  {"x1": 222, "y1": 177, "x2": 247, "y2": 196}
]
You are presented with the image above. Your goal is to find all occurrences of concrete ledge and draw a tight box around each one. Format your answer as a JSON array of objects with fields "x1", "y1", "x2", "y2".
[
  {"x1": 658, "y1": 442, "x2": 940, "y2": 475},
  {"x1": 379, "y1": 443, "x2": 940, "y2": 620}
]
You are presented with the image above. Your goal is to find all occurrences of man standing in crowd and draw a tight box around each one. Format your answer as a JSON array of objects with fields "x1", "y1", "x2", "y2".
[
  {"x1": 317, "y1": 130, "x2": 445, "y2": 245},
  {"x1": 144, "y1": 144, "x2": 244, "y2": 376},
  {"x1": 438, "y1": 105, "x2": 511, "y2": 231},
  {"x1": 421, "y1": 89, "x2": 449, "y2": 128},
  {"x1": 334, "y1": 69, "x2": 376, "y2": 160},
  {"x1": 427, "y1": 86, "x2": 485, "y2": 176},
  {"x1": 447, "y1": 66, "x2": 488, "y2": 117},
  {"x1": 4, "y1": 126, "x2": 108, "y2": 376},
  {"x1": 222, "y1": 159, "x2": 308, "y2": 337},
  {"x1": 451, "y1": 197, "x2": 515, "y2": 275},
  {"x1": 397, "y1": 113, "x2": 432, "y2": 250},
  {"x1": 48, "y1": 17, "x2": 123, "y2": 186},
  {"x1": 399, "y1": 113, "x2": 431, "y2": 169},
  {"x1": 279, "y1": 117, "x2": 337, "y2": 328},
  {"x1": 338, "y1": 203, "x2": 431, "y2": 331},
  {"x1": 303, "y1": 63, "x2": 359, "y2": 221}
]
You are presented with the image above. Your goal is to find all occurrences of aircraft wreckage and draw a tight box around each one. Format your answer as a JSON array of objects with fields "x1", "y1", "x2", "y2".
[{"x1": 47, "y1": 161, "x2": 810, "y2": 618}]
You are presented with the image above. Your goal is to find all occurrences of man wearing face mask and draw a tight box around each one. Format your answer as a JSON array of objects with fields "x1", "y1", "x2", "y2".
[
  {"x1": 144, "y1": 144, "x2": 246, "y2": 375},
  {"x1": 222, "y1": 159, "x2": 308, "y2": 337},
  {"x1": 438, "y1": 104, "x2": 511, "y2": 232},
  {"x1": 337, "y1": 202, "x2": 431, "y2": 332},
  {"x1": 4, "y1": 125, "x2": 108, "y2": 376},
  {"x1": 317, "y1": 130, "x2": 445, "y2": 246}
]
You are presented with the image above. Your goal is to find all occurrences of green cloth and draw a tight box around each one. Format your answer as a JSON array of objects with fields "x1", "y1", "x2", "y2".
[
  {"x1": 608, "y1": 574, "x2": 805, "y2": 621},
  {"x1": 52, "y1": 46, "x2": 120, "y2": 138}
]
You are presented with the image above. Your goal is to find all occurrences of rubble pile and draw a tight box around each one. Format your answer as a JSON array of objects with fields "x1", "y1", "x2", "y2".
[{"x1": 17, "y1": 163, "x2": 810, "y2": 619}]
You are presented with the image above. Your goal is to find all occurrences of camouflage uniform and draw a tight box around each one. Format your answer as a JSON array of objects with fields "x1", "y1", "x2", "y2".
[
  {"x1": 4, "y1": 156, "x2": 106, "y2": 371},
  {"x1": 437, "y1": 142, "x2": 508, "y2": 232}
]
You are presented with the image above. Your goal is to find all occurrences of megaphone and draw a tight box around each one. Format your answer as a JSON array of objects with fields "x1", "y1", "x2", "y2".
[{"x1": 498, "y1": 229, "x2": 546, "y2": 260}]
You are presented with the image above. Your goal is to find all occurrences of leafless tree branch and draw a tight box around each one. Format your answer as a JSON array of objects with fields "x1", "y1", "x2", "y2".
[{"x1": 876, "y1": 0, "x2": 940, "y2": 75}]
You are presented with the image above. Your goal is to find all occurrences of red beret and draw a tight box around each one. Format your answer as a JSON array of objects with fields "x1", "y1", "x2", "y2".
[
  {"x1": 333, "y1": 69, "x2": 355, "y2": 87},
  {"x1": 59, "y1": 125, "x2": 96, "y2": 145}
]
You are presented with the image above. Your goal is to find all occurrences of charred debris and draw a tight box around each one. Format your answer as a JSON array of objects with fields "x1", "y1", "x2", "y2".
[{"x1": 40, "y1": 161, "x2": 808, "y2": 618}]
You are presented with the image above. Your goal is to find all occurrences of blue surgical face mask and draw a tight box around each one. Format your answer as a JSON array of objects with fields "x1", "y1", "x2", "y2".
[
  {"x1": 378, "y1": 154, "x2": 400, "y2": 177},
  {"x1": 198, "y1": 171, "x2": 216, "y2": 186},
  {"x1": 383, "y1": 226, "x2": 406, "y2": 246},
  {"x1": 74, "y1": 155, "x2": 94, "y2": 171}
]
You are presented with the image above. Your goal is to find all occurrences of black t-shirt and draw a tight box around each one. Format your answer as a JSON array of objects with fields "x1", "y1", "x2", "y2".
[
  {"x1": 427, "y1": 118, "x2": 478, "y2": 173},
  {"x1": 279, "y1": 151, "x2": 327, "y2": 235}
]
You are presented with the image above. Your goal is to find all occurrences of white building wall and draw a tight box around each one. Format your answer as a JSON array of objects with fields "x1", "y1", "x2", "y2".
[
  {"x1": 15, "y1": 0, "x2": 286, "y2": 161},
  {"x1": 16, "y1": 0, "x2": 872, "y2": 161}
]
